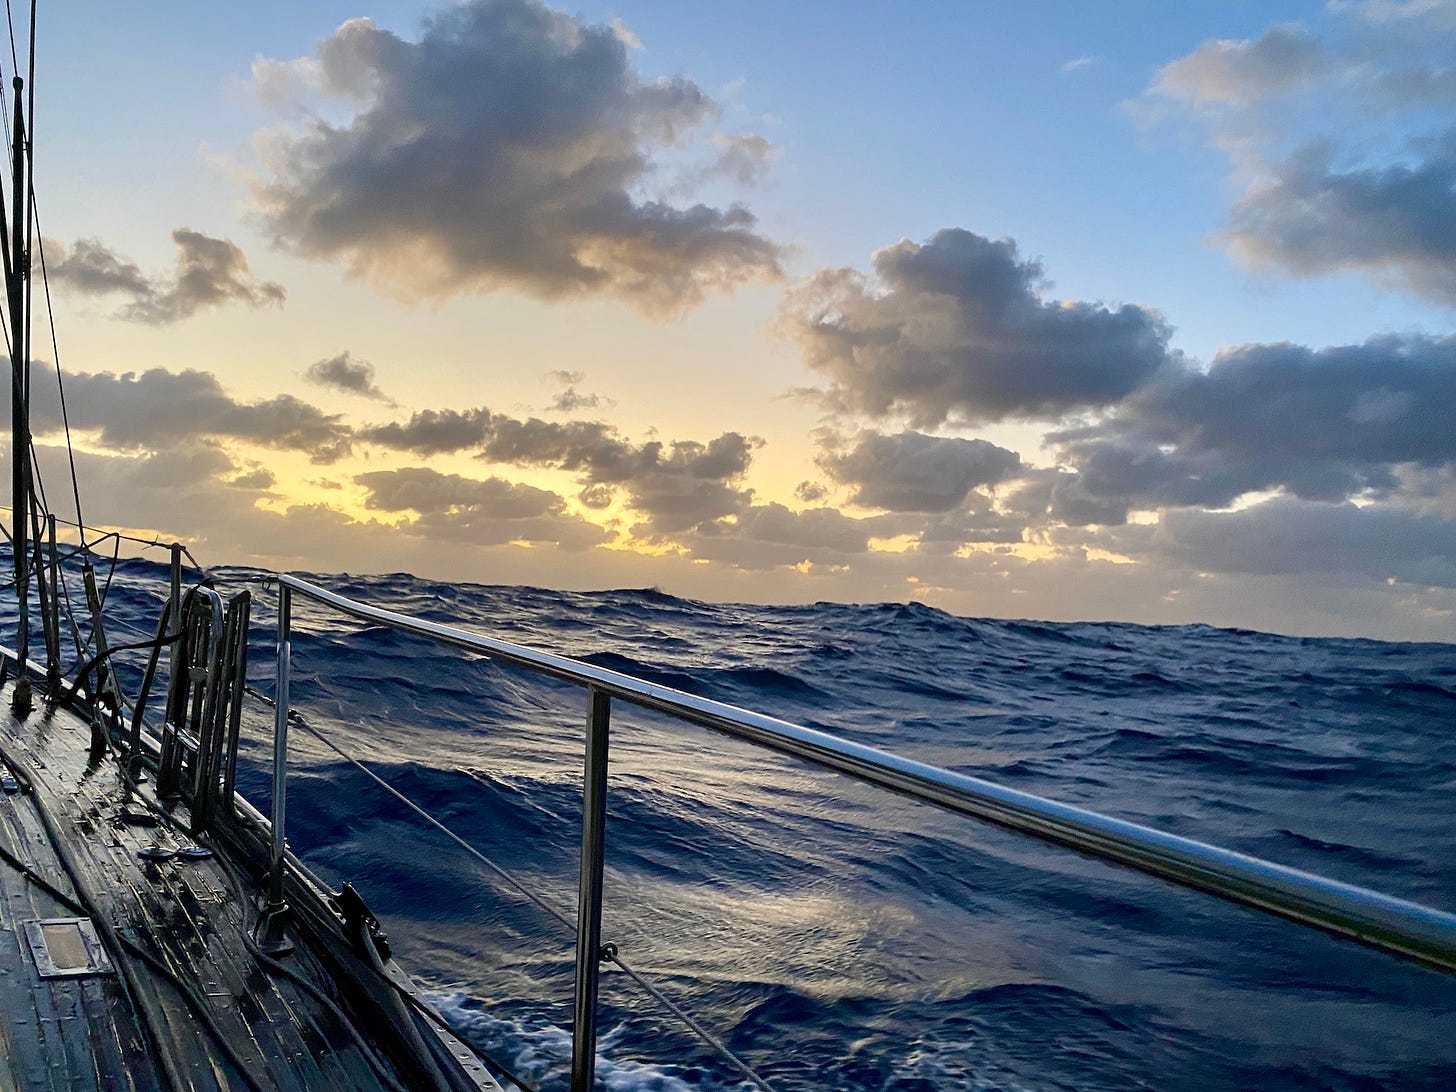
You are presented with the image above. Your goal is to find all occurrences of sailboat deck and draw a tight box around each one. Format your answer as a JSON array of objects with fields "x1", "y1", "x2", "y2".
[{"x1": 0, "y1": 683, "x2": 408, "y2": 1091}]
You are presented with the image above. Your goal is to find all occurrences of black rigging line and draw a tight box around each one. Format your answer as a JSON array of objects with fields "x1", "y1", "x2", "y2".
[
  {"x1": 1, "y1": 0, "x2": 15, "y2": 86},
  {"x1": 33, "y1": 222, "x2": 86, "y2": 545}
]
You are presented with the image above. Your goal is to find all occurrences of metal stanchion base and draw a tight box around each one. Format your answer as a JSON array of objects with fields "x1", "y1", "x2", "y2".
[
  {"x1": 10, "y1": 677, "x2": 32, "y2": 717},
  {"x1": 253, "y1": 900, "x2": 294, "y2": 958}
]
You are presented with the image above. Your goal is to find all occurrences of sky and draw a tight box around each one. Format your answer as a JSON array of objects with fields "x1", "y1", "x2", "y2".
[{"x1": 12, "y1": 0, "x2": 1456, "y2": 640}]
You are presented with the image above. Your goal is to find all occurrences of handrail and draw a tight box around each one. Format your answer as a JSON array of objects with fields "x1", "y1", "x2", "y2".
[
  {"x1": 272, "y1": 572, "x2": 1456, "y2": 1091},
  {"x1": 276, "y1": 573, "x2": 1456, "y2": 975}
]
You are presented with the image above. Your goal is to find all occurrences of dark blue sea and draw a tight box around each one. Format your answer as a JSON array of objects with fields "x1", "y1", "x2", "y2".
[{"x1": 75, "y1": 559, "x2": 1456, "y2": 1089}]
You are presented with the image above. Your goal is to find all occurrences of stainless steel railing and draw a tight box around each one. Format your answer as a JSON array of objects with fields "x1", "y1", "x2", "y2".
[{"x1": 267, "y1": 572, "x2": 1456, "y2": 1092}]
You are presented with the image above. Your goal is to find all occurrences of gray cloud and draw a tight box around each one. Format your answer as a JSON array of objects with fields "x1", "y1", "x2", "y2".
[
  {"x1": 1145, "y1": 498, "x2": 1456, "y2": 588},
  {"x1": 584, "y1": 432, "x2": 759, "y2": 532},
  {"x1": 1225, "y1": 133, "x2": 1456, "y2": 306},
  {"x1": 356, "y1": 467, "x2": 611, "y2": 549},
  {"x1": 1049, "y1": 333, "x2": 1456, "y2": 521},
  {"x1": 362, "y1": 402, "x2": 758, "y2": 531},
  {"x1": 782, "y1": 228, "x2": 1176, "y2": 427},
  {"x1": 305, "y1": 351, "x2": 389, "y2": 400},
  {"x1": 549, "y1": 386, "x2": 604, "y2": 413},
  {"x1": 818, "y1": 429, "x2": 1021, "y2": 512},
  {"x1": 252, "y1": 0, "x2": 782, "y2": 314},
  {"x1": 45, "y1": 238, "x2": 151, "y2": 297},
  {"x1": 683, "y1": 502, "x2": 887, "y2": 570},
  {"x1": 1149, "y1": 25, "x2": 1327, "y2": 108},
  {"x1": 708, "y1": 133, "x2": 778, "y2": 185},
  {"x1": 917, "y1": 503, "x2": 1028, "y2": 551},
  {"x1": 230, "y1": 467, "x2": 277, "y2": 490},
  {"x1": 1144, "y1": 7, "x2": 1456, "y2": 304},
  {"x1": 50, "y1": 229, "x2": 284, "y2": 325},
  {"x1": 30, "y1": 364, "x2": 352, "y2": 463},
  {"x1": 359, "y1": 407, "x2": 494, "y2": 456},
  {"x1": 129, "y1": 444, "x2": 238, "y2": 489},
  {"x1": 477, "y1": 420, "x2": 759, "y2": 529}
]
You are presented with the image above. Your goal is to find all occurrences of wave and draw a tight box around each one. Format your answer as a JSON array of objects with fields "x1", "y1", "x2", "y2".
[{"x1": 10, "y1": 553, "x2": 1456, "y2": 1089}]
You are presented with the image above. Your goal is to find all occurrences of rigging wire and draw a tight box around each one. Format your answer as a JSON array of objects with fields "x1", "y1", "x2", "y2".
[
  {"x1": 2, "y1": 0, "x2": 15, "y2": 84},
  {"x1": 103, "y1": 768, "x2": 415, "y2": 1092},
  {"x1": 32, "y1": 220, "x2": 85, "y2": 545},
  {"x1": 0, "y1": 0, "x2": 99, "y2": 659},
  {"x1": 248, "y1": 686, "x2": 777, "y2": 1092}
]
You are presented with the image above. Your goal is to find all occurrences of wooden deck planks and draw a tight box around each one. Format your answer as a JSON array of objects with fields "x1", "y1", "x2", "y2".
[
  {"x1": 0, "y1": 767, "x2": 155, "y2": 1090},
  {"x1": 0, "y1": 688, "x2": 408, "y2": 1091}
]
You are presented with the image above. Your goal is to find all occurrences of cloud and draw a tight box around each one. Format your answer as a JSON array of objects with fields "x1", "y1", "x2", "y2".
[
  {"x1": 1224, "y1": 133, "x2": 1456, "y2": 306},
  {"x1": 49, "y1": 229, "x2": 284, "y2": 325},
  {"x1": 1142, "y1": 6, "x2": 1456, "y2": 304},
  {"x1": 1048, "y1": 333, "x2": 1456, "y2": 520},
  {"x1": 474, "y1": 419, "x2": 759, "y2": 529},
  {"x1": 1143, "y1": 498, "x2": 1456, "y2": 588},
  {"x1": 615, "y1": 435, "x2": 758, "y2": 531},
  {"x1": 1149, "y1": 25, "x2": 1326, "y2": 108},
  {"x1": 305, "y1": 351, "x2": 389, "y2": 400},
  {"x1": 356, "y1": 466, "x2": 610, "y2": 549},
  {"x1": 549, "y1": 387, "x2": 604, "y2": 413},
  {"x1": 251, "y1": 0, "x2": 782, "y2": 315},
  {"x1": 29, "y1": 364, "x2": 352, "y2": 463},
  {"x1": 44, "y1": 238, "x2": 151, "y2": 297},
  {"x1": 708, "y1": 133, "x2": 779, "y2": 185},
  {"x1": 781, "y1": 228, "x2": 1176, "y2": 427},
  {"x1": 361, "y1": 402, "x2": 759, "y2": 532},
  {"x1": 817, "y1": 429, "x2": 1021, "y2": 512},
  {"x1": 359, "y1": 407, "x2": 494, "y2": 455},
  {"x1": 1061, "y1": 56, "x2": 1097, "y2": 74},
  {"x1": 1329, "y1": 0, "x2": 1456, "y2": 26},
  {"x1": 682, "y1": 501, "x2": 893, "y2": 569}
]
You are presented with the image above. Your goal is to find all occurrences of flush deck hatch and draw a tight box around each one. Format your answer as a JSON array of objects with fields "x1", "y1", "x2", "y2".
[{"x1": 23, "y1": 917, "x2": 113, "y2": 978}]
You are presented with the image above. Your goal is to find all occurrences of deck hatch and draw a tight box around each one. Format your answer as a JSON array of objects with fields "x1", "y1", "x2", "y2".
[{"x1": 23, "y1": 917, "x2": 113, "y2": 978}]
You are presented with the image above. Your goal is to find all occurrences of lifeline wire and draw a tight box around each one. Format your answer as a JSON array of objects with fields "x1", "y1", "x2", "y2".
[{"x1": 249, "y1": 686, "x2": 777, "y2": 1092}]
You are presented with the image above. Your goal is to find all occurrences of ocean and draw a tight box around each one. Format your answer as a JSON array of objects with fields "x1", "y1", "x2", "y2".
[{"x1": 71, "y1": 558, "x2": 1456, "y2": 1089}]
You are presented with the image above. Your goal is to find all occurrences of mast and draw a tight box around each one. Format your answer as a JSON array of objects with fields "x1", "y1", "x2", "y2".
[{"x1": 6, "y1": 72, "x2": 30, "y2": 714}]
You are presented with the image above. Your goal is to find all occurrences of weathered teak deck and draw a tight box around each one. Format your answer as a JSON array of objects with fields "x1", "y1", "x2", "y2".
[{"x1": 0, "y1": 681, "x2": 424, "y2": 1091}]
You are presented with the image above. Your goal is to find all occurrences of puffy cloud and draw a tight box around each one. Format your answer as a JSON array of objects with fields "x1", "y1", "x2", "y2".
[
  {"x1": 1224, "y1": 133, "x2": 1456, "y2": 306},
  {"x1": 781, "y1": 229, "x2": 1175, "y2": 427},
  {"x1": 251, "y1": 0, "x2": 782, "y2": 314},
  {"x1": 361, "y1": 401, "x2": 758, "y2": 532},
  {"x1": 817, "y1": 429, "x2": 1021, "y2": 512},
  {"x1": 305, "y1": 351, "x2": 389, "y2": 400},
  {"x1": 1143, "y1": 5, "x2": 1456, "y2": 304},
  {"x1": 549, "y1": 386, "x2": 604, "y2": 413},
  {"x1": 49, "y1": 229, "x2": 284, "y2": 324},
  {"x1": 29, "y1": 364, "x2": 352, "y2": 463},
  {"x1": 707, "y1": 133, "x2": 779, "y2": 185},
  {"x1": 682, "y1": 502, "x2": 887, "y2": 569},
  {"x1": 916, "y1": 503, "x2": 1027, "y2": 550},
  {"x1": 44, "y1": 238, "x2": 150, "y2": 297},
  {"x1": 1149, "y1": 25, "x2": 1327, "y2": 108},
  {"x1": 359, "y1": 407, "x2": 494, "y2": 456},
  {"x1": 597, "y1": 433, "x2": 759, "y2": 532},
  {"x1": 1146, "y1": 498, "x2": 1456, "y2": 589},
  {"x1": 1050, "y1": 334, "x2": 1456, "y2": 519},
  {"x1": 356, "y1": 466, "x2": 610, "y2": 549}
]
